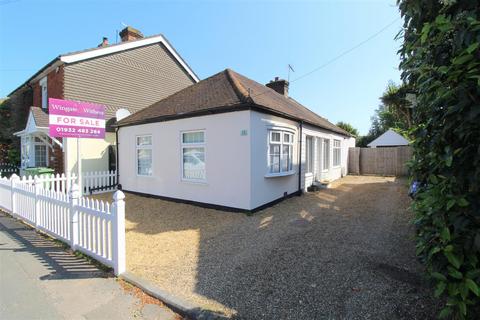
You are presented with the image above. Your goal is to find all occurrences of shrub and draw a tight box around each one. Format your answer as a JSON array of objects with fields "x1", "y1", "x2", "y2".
[{"x1": 398, "y1": 0, "x2": 480, "y2": 318}]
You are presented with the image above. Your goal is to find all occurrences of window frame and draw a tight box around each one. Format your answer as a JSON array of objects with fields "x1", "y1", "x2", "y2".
[
  {"x1": 322, "y1": 138, "x2": 330, "y2": 172},
  {"x1": 333, "y1": 139, "x2": 341, "y2": 167},
  {"x1": 33, "y1": 137, "x2": 48, "y2": 167},
  {"x1": 39, "y1": 77, "x2": 48, "y2": 109},
  {"x1": 135, "y1": 135, "x2": 153, "y2": 177},
  {"x1": 180, "y1": 130, "x2": 207, "y2": 183},
  {"x1": 266, "y1": 130, "x2": 295, "y2": 177}
]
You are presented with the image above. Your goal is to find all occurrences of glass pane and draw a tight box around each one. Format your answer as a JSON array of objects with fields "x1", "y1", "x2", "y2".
[
  {"x1": 183, "y1": 147, "x2": 205, "y2": 180},
  {"x1": 282, "y1": 145, "x2": 292, "y2": 172},
  {"x1": 323, "y1": 140, "x2": 330, "y2": 169},
  {"x1": 35, "y1": 145, "x2": 47, "y2": 167},
  {"x1": 137, "y1": 136, "x2": 152, "y2": 146},
  {"x1": 284, "y1": 133, "x2": 291, "y2": 143},
  {"x1": 305, "y1": 137, "x2": 313, "y2": 172},
  {"x1": 183, "y1": 131, "x2": 204, "y2": 144},
  {"x1": 269, "y1": 144, "x2": 280, "y2": 173},
  {"x1": 270, "y1": 131, "x2": 281, "y2": 142},
  {"x1": 137, "y1": 149, "x2": 152, "y2": 175}
]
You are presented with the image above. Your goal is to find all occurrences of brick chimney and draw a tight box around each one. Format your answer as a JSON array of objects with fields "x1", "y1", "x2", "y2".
[
  {"x1": 266, "y1": 77, "x2": 289, "y2": 97},
  {"x1": 98, "y1": 37, "x2": 109, "y2": 47},
  {"x1": 119, "y1": 26, "x2": 144, "y2": 42}
]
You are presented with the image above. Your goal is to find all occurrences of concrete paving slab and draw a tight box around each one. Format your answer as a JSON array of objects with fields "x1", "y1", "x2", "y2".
[{"x1": 0, "y1": 212, "x2": 179, "y2": 320}]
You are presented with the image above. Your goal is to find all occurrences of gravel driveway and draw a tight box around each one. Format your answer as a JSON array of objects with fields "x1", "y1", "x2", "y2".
[{"x1": 94, "y1": 175, "x2": 440, "y2": 319}]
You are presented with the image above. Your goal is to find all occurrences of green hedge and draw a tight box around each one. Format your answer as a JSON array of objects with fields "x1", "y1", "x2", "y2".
[{"x1": 397, "y1": 0, "x2": 480, "y2": 318}]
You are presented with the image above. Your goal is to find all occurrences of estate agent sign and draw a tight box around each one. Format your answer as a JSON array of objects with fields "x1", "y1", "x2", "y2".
[{"x1": 48, "y1": 98, "x2": 106, "y2": 139}]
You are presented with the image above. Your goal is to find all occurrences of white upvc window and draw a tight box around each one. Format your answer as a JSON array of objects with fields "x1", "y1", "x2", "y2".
[
  {"x1": 39, "y1": 77, "x2": 48, "y2": 109},
  {"x1": 181, "y1": 130, "x2": 206, "y2": 181},
  {"x1": 34, "y1": 137, "x2": 48, "y2": 167},
  {"x1": 333, "y1": 139, "x2": 341, "y2": 167},
  {"x1": 268, "y1": 130, "x2": 294, "y2": 174},
  {"x1": 136, "y1": 135, "x2": 152, "y2": 176},
  {"x1": 322, "y1": 138, "x2": 330, "y2": 171}
]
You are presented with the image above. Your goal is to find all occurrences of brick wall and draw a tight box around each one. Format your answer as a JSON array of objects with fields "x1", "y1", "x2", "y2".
[
  {"x1": 32, "y1": 65, "x2": 64, "y2": 107},
  {"x1": 8, "y1": 87, "x2": 33, "y2": 150},
  {"x1": 30, "y1": 65, "x2": 65, "y2": 173},
  {"x1": 50, "y1": 139, "x2": 64, "y2": 174}
]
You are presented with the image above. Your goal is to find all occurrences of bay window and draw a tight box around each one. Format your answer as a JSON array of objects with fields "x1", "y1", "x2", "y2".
[
  {"x1": 136, "y1": 135, "x2": 152, "y2": 176},
  {"x1": 182, "y1": 131, "x2": 206, "y2": 181},
  {"x1": 268, "y1": 130, "x2": 293, "y2": 174}
]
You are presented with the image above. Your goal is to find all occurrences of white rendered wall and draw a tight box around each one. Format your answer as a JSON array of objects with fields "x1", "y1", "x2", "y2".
[
  {"x1": 301, "y1": 123, "x2": 354, "y2": 187},
  {"x1": 249, "y1": 111, "x2": 300, "y2": 210},
  {"x1": 118, "y1": 111, "x2": 251, "y2": 210},
  {"x1": 64, "y1": 133, "x2": 116, "y2": 174}
]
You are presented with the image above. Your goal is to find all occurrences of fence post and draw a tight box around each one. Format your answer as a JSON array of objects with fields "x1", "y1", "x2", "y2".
[
  {"x1": 34, "y1": 176, "x2": 41, "y2": 227},
  {"x1": 112, "y1": 190, "x2": 126, "y2": 276},
  {"x1": 69, "y1": 184, "x2": 80, "y2": 250},
  {"x1": 10, "y1": 174, "x2": 19, "y2": 216}
]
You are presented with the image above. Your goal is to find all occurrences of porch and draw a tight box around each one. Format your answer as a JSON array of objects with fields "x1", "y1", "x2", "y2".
[{"x1": 14, "y1": 108, "x2": 64, "y2": 174}]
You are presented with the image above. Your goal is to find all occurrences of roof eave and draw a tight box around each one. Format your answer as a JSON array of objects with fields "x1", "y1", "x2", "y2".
[
  {"x1": 7, "y1": 57, "x2": 62, "y2": 97},
  {"x1": 8, "y1": 33, "x2": 199, "y2": 97},
  {"x1": 116, "y1": 102, "x2": 353, "y2": 138}
]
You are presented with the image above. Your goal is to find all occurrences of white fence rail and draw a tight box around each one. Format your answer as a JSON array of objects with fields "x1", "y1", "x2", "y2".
[{"x1": 0, "y1": 174, "x2": 125, "y2": 275}]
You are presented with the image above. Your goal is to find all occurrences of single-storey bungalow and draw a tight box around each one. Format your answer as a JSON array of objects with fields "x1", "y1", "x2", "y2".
[
  {"x1": 116, "y1": 69, "x2": 355, "y2": 212},
  {"x1": 367, "y1": 129, "x2": 409, "y2": 148}
]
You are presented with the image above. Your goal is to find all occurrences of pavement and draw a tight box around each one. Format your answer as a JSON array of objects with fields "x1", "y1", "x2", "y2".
[{"x1": 0, "y1": 212, "x2": 180, "y2": 320}]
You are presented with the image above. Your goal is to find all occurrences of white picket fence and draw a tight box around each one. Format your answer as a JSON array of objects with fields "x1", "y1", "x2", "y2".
[
  {"x1": 82, "y1": 171, "x2": 117, "y2": 195},
  {"x1": 13, "y1": 171, "x2": 117, "y2": 195},
  {"x1": 20, "y1": 173, "x2": 78, "y2": 194},
  {"x1": 0, "y1": 163, "x2": 19, "y2": 178},
  {"x1": 0, "y1": 174, "x2": 125, "y2": 275}
]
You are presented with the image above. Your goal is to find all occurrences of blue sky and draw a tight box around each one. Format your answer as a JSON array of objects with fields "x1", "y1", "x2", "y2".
[{"x1": 0, "y1": 0, "x2": 402, "y2": 135}]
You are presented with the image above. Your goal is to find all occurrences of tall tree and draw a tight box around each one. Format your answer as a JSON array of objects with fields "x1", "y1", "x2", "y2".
[
  {"x1": 335, "y1": 121, "x2": 359, "y2": 137},
  {"x1": 380, "y1": 81, "x2": 413, "y2": 129}
]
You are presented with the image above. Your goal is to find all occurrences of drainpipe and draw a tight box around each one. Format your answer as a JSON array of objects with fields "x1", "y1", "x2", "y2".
[
  {"x1": 298, "y1": 121, "x2": 303, "y2": 195},
  {"x1": 115, "y1": 127, "x2": 121, "y2": 190}
]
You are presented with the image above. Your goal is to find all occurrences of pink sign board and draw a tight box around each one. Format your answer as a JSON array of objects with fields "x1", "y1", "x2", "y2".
[{"x1": 49, "y1": 98, "x2": 106, "y2": 139}]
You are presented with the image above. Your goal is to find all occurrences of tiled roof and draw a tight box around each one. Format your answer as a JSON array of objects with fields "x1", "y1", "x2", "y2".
[
  {"x1": 31, "y1": 107, "x2": 49, "y2": 128},
  {"x1": 118, "y1": 69, "x2": 351, "y2": 136}
]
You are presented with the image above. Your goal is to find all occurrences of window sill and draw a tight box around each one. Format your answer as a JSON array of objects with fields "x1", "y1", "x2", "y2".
[
  {"x1": 181, "y1": 179, "x2": 208, "y2": 185},
  {"x1": 265, "y1": 171, "x2": 296, "y2": 178}
]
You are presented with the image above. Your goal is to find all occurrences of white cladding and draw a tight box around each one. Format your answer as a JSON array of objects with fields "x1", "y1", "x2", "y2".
[{"x1": 118, "y1": 110, "x2": 354, "y2": 210}]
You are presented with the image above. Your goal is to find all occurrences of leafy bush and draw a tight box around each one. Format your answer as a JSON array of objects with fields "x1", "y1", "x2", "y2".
[{"x1": 398, "y1": 0, "x2": 480, "y2": 318}]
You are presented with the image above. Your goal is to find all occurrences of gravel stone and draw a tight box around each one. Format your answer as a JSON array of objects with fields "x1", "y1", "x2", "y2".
[{"x1": 93, "y1": 176, "x2": 441, "y2": 319}]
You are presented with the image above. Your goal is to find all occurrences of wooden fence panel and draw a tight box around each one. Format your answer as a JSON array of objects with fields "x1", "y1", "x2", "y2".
[{"x1": 348, "y1": 146, "x2": 412, "y2": 176}]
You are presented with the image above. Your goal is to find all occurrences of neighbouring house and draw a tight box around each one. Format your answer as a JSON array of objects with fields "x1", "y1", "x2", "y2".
[
  {"x1": 116, "y1": 69, "x2": 355, "y2": 212},
  {"x1": 9, "y1": 26, "x2": 199, "y2": 175},
  {"x1": 367, "y1": 129, "x2": 409, "y2": 148}
]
